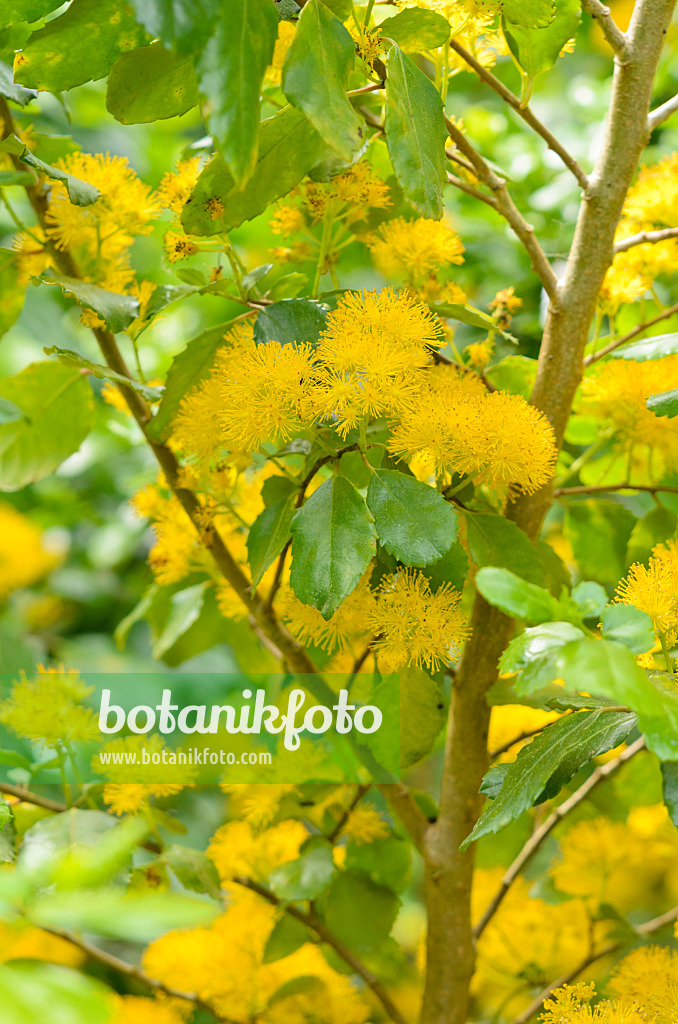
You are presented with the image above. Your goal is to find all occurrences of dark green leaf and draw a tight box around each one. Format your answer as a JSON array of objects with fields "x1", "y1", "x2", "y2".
[
  {"x1": 499, "y1": 621, "x2": 585, "y2": 674},
  {"x1": 321, "y1": 869, "x2": 400, "y2": 951},
  {"x1": 647, "y1": 389, "x2": 678, "y2": 419},
  {"x1": 463, "y1": 510, "x2": 545, "y2": 585},
  {"x1": 378, "y1": 8, "x2": 451, "y2": 50},
  {"x1": 39, "y1": 270, "x2": 139, "y2": 332},
  {"x1": 461, "y1": 710, "x2": 637, "y2": 850},
  {"x1": 0, "y1": 361, "x2": 95, "y2": 490},
  {"x1": 262, "y1": 475, "x2": 297, "y2": 506},
  {"x1": 600, "y1": 603, "x2": 655, "y2": 654},
  {"x1": 344, "y1": 837, "x2": 411, "y2": 893},
  {"x1": 269, "y1": 976, "x2": 326, "y2": 1006},
  {"x1": 130, "y1": 0, "x2": 221, "y2": 52},
  {"x1": 254, "y1": 298, "x2": 328, "y2": 347},
  {"x1": 0, "y1": 59, "x2": 36, "y2": 105},
  {"x1": 263, "y1": 915, "x2": 314, "y2": 963},
  {"x1": 13, "y1": 0, "x2": 146, "y2": 92},
  {"x1": 503, "y1": 0, "x2": 580, "y2": 82},
  {"x1": 282, "y1": 0, "x2": 362, "y2": 162},
  {"x1": 182, "y1": 106, "x2": 325, "y2": 236},
  {"x1": 43, "y1": 346, "x2": 163, "y2": 402},
  {"x1": 248, "y1": 496, "x2": 296, "y2": 588},
  {"x1": 0, "y1": 249, "x2": 25, "y2": 340},
  {"x1": 384, "y1": 43, "x2": 447, "y2": 219},
  {"x1": 106, "y1": 41, "x2": 199, "y2": 124},
  {"x1": 612, "y1": 332, "x2": 678, "y2": 361},
  {"x1": 269, "y1": 842, "x2": 336, "y2": 901},
  {"x1": 1, "y1": 134, "x2": 99, "y2": 206},
  {"x1": 565, "y1": 500, "x2": 636, "y2": 586},
  {"x1": 197, "y1": 0, "x2": 278, "y2": 183},
  {"x1": 290, "y1": 475, "x2": 376, "y2": 619},
  {"x1": 366, "y1": 469, "x2": 457, "y2": 566},
  {"x1": 476, "y1": 567, "x2": 559, "y2": 625},
  {"x1": 661, "y1": 762, "x2": 678, "y2": 826},
  {"x1": 419, "y1": 540, "x2": 468, "y2": 592}
]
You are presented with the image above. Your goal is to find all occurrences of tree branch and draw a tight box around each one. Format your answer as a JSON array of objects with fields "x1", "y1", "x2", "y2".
[
  {"x1": 0, "y1": 783, "x2": 66, "y2": 813},
  {"x1": 584, "y1": 301, "x2": 678, "y2": 365},
  {"x1": 446, "y1": 170, "x2": 500, "y2": 210},
  {"x1": 474, "y1": 736, "x2": 644, "y2": 940},
  {"x1": 555, "y1": 482, "x2": 678, "y2": 497},
  {"x1": 581, "y1": 0, "x2": 627, "y2": 54},
  {"x1": 448, "y1": 39, "x2": 589, "y2": 189},
  {"x1": 378, "y1": 784, "x2": 430, "y2": 855},
  {"x1": 648, "y1": 92, "x2": 678, "y2": 131},
  {"x1": 233, "y1": 877, "x2": 410, "y2": 1024},
  {"x1": 614, "y1": 226, "x2": 678, "y2": 253}
]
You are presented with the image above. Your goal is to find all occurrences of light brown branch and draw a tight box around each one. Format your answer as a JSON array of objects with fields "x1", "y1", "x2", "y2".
[
  {"x1": 474, "y1": 736, "x2": 644, "y2": 939},
  {"x1": 446, "y1": 170, "x2": 500, "y2": 210},
  {"x1": 581, "y1": 0, "x2": 627, "y2": 54},
  {"x1": 584, "y1": 301, "x2": 678, "y2": 365},
  {"x1": 648, "y1": 92, "x2": 678, "y2": 131},
  {"x1": 448, "y1": 39, "x2": 589, "y2": 189},
  {"x1": 0, "y1": 783, "x2": 66, "y2": 813},
  {"x1": 379, "y1": 784, "x2": 430, "y2": 855},
  {"x1": 555, "y1": 482, "x2": 678, "y2": 497},
  {"x1": 614, "y1": 226, "x2": 678, "y2": 253}
]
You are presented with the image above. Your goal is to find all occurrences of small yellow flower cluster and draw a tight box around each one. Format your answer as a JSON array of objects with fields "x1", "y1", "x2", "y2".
[
  {"x1": 0, "y1": 665, "x2": 97, "y2": 746},
  {"x1": 0, "y1": 502, "x2": 57, "y2": 599},
  {"x1": 94, "y1": 735, "x2": 192, "y2": 814},
  {"x1": 156, "y1": 158, "x2": 204, "y2": 264},
  {"x1": 581, "y1": 356, "x2": 678, "y2": 476},
  {"x1": 208, "y1": 818, "x2": 307, "y2": 884},
  {"x1": 109, "y1": 995, "x2": 189, "y2": 1024},
  {"x1": 279, "y1": 571, "x2": 377, "y2": 655},
  {"x1": 264, "y1": 21, "x2": 296, "y2": 88},
  {"x1": 367, "y1": 216, "x2": 465, "y2": 286},
  {"x1": 616, "y1": 538, "x2": 678, "y2": 646}
]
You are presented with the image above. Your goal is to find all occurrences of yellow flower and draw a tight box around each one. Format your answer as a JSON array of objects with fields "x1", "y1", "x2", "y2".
[
  {"x1": 12, "y1": 226, "x2": 53, "y2": 285},
  {"x1": 0, "y1": 502, "x2": 58, "y2": 598},
  {"x1": 616, "y1": 554, "x2": 678, "y2": 644},
  {"x1": 223, "y1": 784, "x2": 299, "y2": 828},
  {"x1": 110, "y1": 996, "x2": 190, "y2": 1024},
  {"x1": 156, "y1": 156, "x2": 202, "y2": 215},
  {"x1": 270, "y1": 202, "x2": 306, "y2": 237},
  {"x1": 340, "y1": 804, "x2": 390, "y2": 844},
  {"x1": 0, "y1": 922, "x2": 85, "y2": 967},
  {"x1": 0, "y1": 666, "x2": 97, "y2": 746},
  {"x1": 367, "y1": 217, "x2": 465, "y2": 282},
  {"x1": 466, "y1": 339, "x2": 493, "y2": 369},
  {"x1": 609, "y1": 946, "x2": 678, "y2": 1021},
  {"x1": 278, "y1": 570, "x2": 376, "y2": 654},
  {"x1": 265, "y1": 21, "x2": 296, "y2": 87},
  {"x1": 163, "y1": 229, "x2": 200, "y2": 262},
  {"x1": 208, "y1": 819, "x2": 308, "y2": 884},
  {"x1": 94, "y1": 736, "x2": 192, "y2": 810},
  {"x1": 625, "y1": 152, "x2": 678, "y2": 226},
  {"x1": 368, "y1": 568, "x2": 469, "y2": 670}
]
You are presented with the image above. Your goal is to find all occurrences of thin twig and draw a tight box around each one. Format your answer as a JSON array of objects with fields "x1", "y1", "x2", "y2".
[
  {"x1": 328, "y1": 784, "x2": 371, "y2": 843},
  {"x1": 378, "y1": 784, "x2": 430, "y2": 855},
  {"x1": 233, "y1": 877, "x2": 410, "y2": 1024},
  {"x1": 448, "y1": 39, "x2": 589, "y2": 189},
  {"x1": 0, "y1": 783, "x2": 66, "y2": 813},
  {"x1": 474, "y1": 737, "x2": 644, "y2": 940},
  {"x1": 555, "y1": 482, "x2": 678, "y2": 497},
  {"x1": 581, "y1": 0, "x2": 627, "y2": 54},
  {"x1": 584, "y1": 301, "x2": 678, "y2": 365},
  {"x1": 648, "y1": 92, "x2": 678, "y2": 132},
  {"x1": 614, "y1": 226, "x2": 678, "y2": 253}
]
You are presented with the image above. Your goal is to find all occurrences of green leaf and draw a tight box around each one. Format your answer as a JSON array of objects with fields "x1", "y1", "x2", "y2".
[
  {"x1": 463, "y1": 510, "x2": 545, "y2": 585},
  {"x1": 385, "y1": 42, "x2": 447, "y2": 219},
  {"x1": 565, "y1": 500, "x2": 636, "y2": 586},
  {"x1": 0, "y1": 361, "x2": 95, "y2": 490},
  {"x1": 149, "y1": 320, "x2": 236, "y2": 442},
  {"x1": 461, "y1": 709, "x2": 637, "y2": 850},
  {"x1": 152, "y1": 582, "x2": 208, "y2": 659},
  {"x1": 0, "y1": 0, "x2": 66, "y2": 26},
  {"x1": 366, "y1": 469, "x2": 457, "y2": 566},
  {"x1": 0, "y1": 169, "x2": 36, "y2": 187},
  {"x1": 197, "y1": 0, "x2": 278, "y2": 183},
  {"x1": 499, "y1": 621, "x2": 585, "y2": 674},
  {"x1": 344, "y1": 837, "x2": 411, "y2": 893},
  {"x1": 182, "y1": 106, "x2": 325, "y2": 236},
  {"x1": 43, "y1": 346, "x2": 163, "y2": 402},
  {"x1": 106, "y1": 41, "x2": 199, "y2": 124},
  {"x1": 322, "y1": 0, "x2": 352, "y2": 17},
  {"x1": 378, "y1": 8, "x2": 451, "y2": 50},
  {"x1": 162, "y1": 844, "x2": 222, "y2": 900},
  {"x1": 320, "y1": 869, "x2": 400, "y2": 951},
  {"x1": 503, "y1": 0, "x2": 555, "y2": 27},
  {"x1": 282, "y1": 0, "x2": 362, "y2": 162},
  {"x1": 503, "y1": 0, "x2": 580, "y2": 82},
  {"x1": 262, "y1": 475, "x2": 297, "y2": 506},
  {"x1": 661, "y1": 761, "x2": 678, "y2": 826},
  {"x1": 368, "y1": 665, "x2": 444, "y2": 771},
  {"x1": 130, "y1": 0, "x2": 221, "y2": 52},
  {"x1": 290, "y1": 475, "x2": 377, "y2": 619},
  {"x1": 485, "y1": 355, "x2": 537, "y2": 400},
  {"x1": 13, "y1": 0, "x2": 147, "y2": 92},
  {"x1": 0, "y1": 59, "x2": 36, "y2": 106},
  {"x1": 612, "y1": 332, "x2": 678, "y2": 361},
  {"x1": 269, "y1": 842, "x2": 336, "y2": 901},
  {"x1": 420, "y1": 540, "x2": 469, "y2": 593},
  {"x1": 600, "y1": 604, "x2": 655, "y2": 654},
  {"x1": 248, "y1": 496, "x2": 296, "y2": 588},
  {"x1": 269, "y1": 976, "x2": 326, "y2": 1006},
  {"x1": 254, "y1": 298, "x2": 328, "y2": 347},
  {"x1": 647, "y1": 389, "x2": 678, "y2": 418},
  {"x1": 570, "y1": 581, "x2": 608, "y2": 618},
  {"x1": 476, "y1": 567, "x2": 559, "y2": 625},
  {"x1": 429, "y1": 301, "x2": 498, "y2": 331},
  {"x1": 0, "y1": 963, "x2": 112, "y2": 1024},
  {"x1": 0, "y1": 250, "x2": 25, "y2": 340},
  {"x1": 1, "y1": 134, "x2": 99, "y2": 206},
  {"x1": 39, "y1": 270, "x2": 139, "y2": 332},
  {"x1": 18, "y1": 809, "x2": 117, "y2": 884},
  {"x1": 263, "y1": 914, "x2": 314, "y2": 963},
  {"x1": 626, "y1": 506, "x2": 678, "y2": 565}
]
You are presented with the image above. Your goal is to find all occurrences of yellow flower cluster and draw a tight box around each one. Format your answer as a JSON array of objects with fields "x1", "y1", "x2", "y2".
[
  {"x1": 94, "y1": 736, "x2": 191, "y2": 814},
  {"x1": 0, "y1": 502, "x2": 57, "y2": 599},
  {"x1": 279, "y1": 572, "x2": 376, "y2": 655},
  {"x1": 208, "y1": 818, "x2": 307, "y2": 884},
  {"x1": 0, "y1": 922, "x2": 84, "y2": 967},
  {"x1": 580, "y1": 356, "x2": 678, "y2": 474},
  {"x1": 616, "y1": 538, "x2": 678, "y2": 646},
  {"x1": 0, "y1": 666, "x2": 97, "y2": 746},
  {"x1": 367, "y1": 217, "x2": 465, "y2": 284},
  {"x1": 109, "y1": 995, "x2": 189, "y2": 1024},
  {"x1": 156, "y1": 157, "x2": 205, "y2": 264}
]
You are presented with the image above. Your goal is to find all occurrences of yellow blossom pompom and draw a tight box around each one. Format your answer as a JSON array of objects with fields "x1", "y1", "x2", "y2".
[
  {"x1": 367, "y1": 568, "x2": 469, "y2": 670},
  {"x1": 616, "y1": 555, "x2": 678, "y2": 645},
  {"x1": 625, "y1": 152, "x2": 678, "y2": 226},
  {"x1": 208, "y1": 819, "x2": 308, "y2": 884},
  {"x1": 340, "y1": 804, "x2": 390, "y2": 844},
  {"x1": 156, "y1": 157, "x2": 202, "y2": 215},
  {"x1": 0, "y1": 503, "x2": 58, "y2": 598},
  {"x1": 608, "y1": 945, "x2": 678, "y2": 1020},
  {"x1": 0, "y1": 666, "x2": 97, "y2": 746},
  {"x1": 278, "y1": 571, "x2": 376, "y2": 654},
  {"x1": 270, "y1": 201, "x2": 306, "y2": 237},
  {"x1": 367, "y1": 217, "x2": 465, "y2": 283},
  {"x1": 110, "y1": 995, "x2": 189, "y2": 1024},
  {"x1": 163, "y1": 230, "x2": 200, "y2": 263}
]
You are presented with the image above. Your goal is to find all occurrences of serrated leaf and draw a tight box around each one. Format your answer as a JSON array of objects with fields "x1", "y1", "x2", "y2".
[
  {"x1": 282, "y1": 0, "x2": 362, "y2": 162},
  {"x1": 1, "y1": 134, "x2": 99, "y2": 206},
  {"x1": 378, "y1": 8, "x2": 451, "y2": 50},
  {"x1": 476, "y1": 567, "x2": 559, "y2": 625},
  {"x1": 0, "y1": 361, "x2": 95, "y2": 490},
  {"x1": 197, "y1": 0, "x2": 278, "y2": 183},
  {"x1": 269, "y1": 842, "x2": 335, "y2": 901},
  {"x1": 13, "y1": 0, "x2": 146, "y2": 92},
  {"x1": 503, "y1": 0, "x2": 580, "y2": 83},
  {"x1": 106, "y1": 41, "x2": 199, "y2": 124},
  {"x1": 499, "y1": 621, "x2": 585, "y2": 674},
  {"x1": 600, "y1": 603, "x2": 655, "y2": 654},
  {"x1": 290, "y1": 475, "x2": 376, "y2": 618},
  {"x1": 385, "y1": 42, "x2": 447, "y2": 219},
  {"x1": 248, "y1": 496, "x2": 296, "y2": 588},
  {"x1": 461, "y1": 710, "x2": 637, "y2": 850},
  {"x1": 366, "y1": 469, "x2": 457, "y2": 566},
  {"x1": 182, "y1": 106, "x2": 325, "y2": 236},
  {"x1": 254, "y1": 299, "x2": 328, "y2": 347},
  {"x1": 612, "y1": 332, "x2": 678, "y2": 361},
  {"x1": 39, "y1": 270, "x2": 139, "y2": 332},
  {"x1": 43, "y1": 346, "x2": 163, "y2": 401},
  {"x1": 647, "y1": 389, "x2": 678, "y2": 418},
  {"x1": 463, "y1": 510, "x2": 545, "y2": 585}
]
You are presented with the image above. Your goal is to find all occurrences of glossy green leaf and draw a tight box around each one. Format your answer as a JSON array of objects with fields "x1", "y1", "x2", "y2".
[
  {"x1": 600, "y1": 603, "x2": 655, "y2": 654},
  {"x1": 0, "y1": 250, "x2": 25, "y2": 340},
  {"x1": 503, "y1": 0, "x2": 580, "y2": 82},
  {"x1": 39, "y1": 270, "x2": 139, "y2": 332},
  {"x1": 385, "y1": 42, "x2": 447, "y2": 219},
  {"x1": 429, "y1": 301, "x2": 498, "y2": 331},
  {"x1": 1, "y1": 134, "x2": 99, "y2": 205},
  {"x1": 569, "y1": 581, "x2": 608, "y2": 618},
  {"x1": 612, "y1": 332, "x2": 678, "y2": 361},
  {"x1": 130, "y1": 0, "x2": 221, "y2": 52},
  {"x1": 43, "y1": 346, "x2": 163, "y2": 402},
  {"x1": 0, "y1": 361, "x2": 95, "y2": 490},
  {"x1": 321, "y1": 869, "x2": 400, "y2": 951},
  {"x1": 149, "y1": 320, "x2": 236, "y2": 442},
  {"x1": 378, "y1": 8, "x2": 451, "y2": 50},
  {"x1": 322, "y1": 0, "x2": 352, "y2": 17},
  {"x1": 463, "y1": 510, "x2": 545, "y2": 585},
  {"x1": 248, "y1": 496, "x2": 296, "y2": 588},
  {"x1": 254, "y1": 298, "x2": 328, "y2": 347},
  {"x1": 461, "y1": 709, "x2": 637, "y2": 849},
  {"x1": 182, "y1": 106, "x2": 325, "y2": 236},
  {"x1": 13, "y1": 0, "x2": 146, "y2": 91},
  {"x1": 197, "y1": 0, "x2": 278, "y2": 183},
  {"x1": 106, "y1": 41, "x2": 199, "y2": 124},
  {"x1": 503, "y1": 0, "x2": 556, "y2": 27},
  {"x1": 269, "y1": 842, "x2": 336, "y2": 901},
  {"x1": 290, "y1": 475, "x2": 377, "y2": 618},
  {"x1": 366, "y1": 469, "x2": 457, "y2": 566},
  {"x1": 647, "y1": 388, "x2": 678, "y2": 418},
  {"x1": 499, "y1": 621, "x2": 585, "y2": 674},
  {"x1": 419, "y1": 541, "x2": 468, "y2": 593},
  {"x1": 282, "y1": 0, "x2": 362, "y2": 162},
  {"x1": 0, "y1": 59, "x2": 36, "y2": 105},
  {"x1": 661, "y1": 761, "x2": 678, "y2": 826},
  {"x1": 475, "y1": 567, "x2": 559, "y2": 625},
  {"x1": 344, "y1": 837, "x2": 411, "y2": 893}
]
